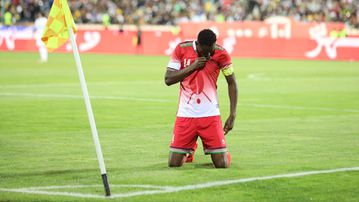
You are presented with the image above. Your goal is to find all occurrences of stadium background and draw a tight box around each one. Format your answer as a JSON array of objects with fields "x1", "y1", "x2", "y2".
[
  {"x1": 0, "y1": 1, "x2": 359, "y2": 201},
  {"x1": 1, "y1": 0, "x2": 359, "y2": 60}
]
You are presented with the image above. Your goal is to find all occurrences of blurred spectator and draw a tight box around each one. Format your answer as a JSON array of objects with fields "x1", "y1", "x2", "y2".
[
  {"x1": 4, "y1": 8, "x2": 13, "y2": 26},
  {"x1": 1, "y1": 0, "x2": 358, "y2": 28}
]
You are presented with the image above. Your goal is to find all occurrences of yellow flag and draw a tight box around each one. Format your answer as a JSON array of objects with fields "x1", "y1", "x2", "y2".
[{"x1": 41, "y1": 0, "x2": 77, "y2": 52}]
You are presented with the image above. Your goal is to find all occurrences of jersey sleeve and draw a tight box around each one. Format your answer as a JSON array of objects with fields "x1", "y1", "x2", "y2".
[
  {"x1": 167, "y1": 44, "x2": 182, "y2": 70},
  {"x1": 218, "y1": 49, "x2": 232, "y2": 69},
  {"x1": 218, "y1": 50, "x2": 234, "y2": 76}
]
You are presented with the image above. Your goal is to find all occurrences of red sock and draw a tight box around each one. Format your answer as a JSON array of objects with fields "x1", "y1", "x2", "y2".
[
  {"x1": 185, "y1": 154, "x2": 194, "y2": 163},
  {"x1": 185, "y1": 143, "x2": 198, "y2": 163},
  {"x1": 227, "y1": 151, "x2": 231, "y2": 167}
]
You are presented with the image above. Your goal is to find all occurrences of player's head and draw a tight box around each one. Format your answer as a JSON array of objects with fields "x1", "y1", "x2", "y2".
[
  {"x1": 36, "y1": 12, "x2": 44, "y2": 18},
  {"x1": 197, "y1": 29, "x2": 216, "y2": 58}
]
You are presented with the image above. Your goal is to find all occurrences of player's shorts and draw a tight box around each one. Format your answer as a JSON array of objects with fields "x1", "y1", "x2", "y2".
[{"x1": 170, "y1": 116, "x2": 227, "y2": 155}]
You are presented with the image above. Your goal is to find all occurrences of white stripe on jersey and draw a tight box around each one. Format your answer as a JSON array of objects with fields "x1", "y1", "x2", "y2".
[{"x1": 167, "y1": 61, "x2": 181, "y2": 70}]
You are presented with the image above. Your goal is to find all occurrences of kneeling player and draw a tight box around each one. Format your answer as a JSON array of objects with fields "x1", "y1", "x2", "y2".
[{"x1": 164, "y1": 29, "x2": 237, "y2": 168}]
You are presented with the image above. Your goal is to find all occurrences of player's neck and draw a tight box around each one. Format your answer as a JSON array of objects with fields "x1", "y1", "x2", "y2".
[{"x1": 195, "y1": 41, "x2": 204, "y2": 57}]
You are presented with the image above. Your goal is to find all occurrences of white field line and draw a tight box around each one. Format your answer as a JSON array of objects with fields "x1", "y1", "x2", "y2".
[
  {"x1": 0, "y1": 184, "x2": 172, "y2": 199},
  {"x1": 0, "y1": 167, "x2": 358, "y2": 199},
  {"x1": 24, "y1": 184, "x2": 173, "y2": 190},
  {"x1": 0, "y1": 188, "x2": 103, "y2": 198},
  {"x1": 1, "y1": 92, "x2": 359, "y2": 113}
]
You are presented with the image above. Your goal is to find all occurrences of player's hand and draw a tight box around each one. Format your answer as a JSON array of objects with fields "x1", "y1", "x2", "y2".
[
  {"x1": 192, "y1": 57, "x2": 207, "y2": 70},
  {"x1": 223, "y1": 115, "x2": 236, "y2": 135}
]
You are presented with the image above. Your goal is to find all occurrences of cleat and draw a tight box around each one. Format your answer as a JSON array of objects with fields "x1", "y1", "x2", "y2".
[{"x1": 185, "y1": 143, "x2": 198, "y2": 163}]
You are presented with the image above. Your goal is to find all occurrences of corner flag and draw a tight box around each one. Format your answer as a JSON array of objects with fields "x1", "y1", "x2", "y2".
[
  {"x1": 41, "y1": 0, "x2": 111, "y2": 197},
  {"x1": 41, "y1": 0, "x2": 76, "y2": 52}
]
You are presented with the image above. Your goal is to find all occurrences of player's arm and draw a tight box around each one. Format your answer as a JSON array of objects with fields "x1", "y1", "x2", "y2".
[
  {"x1": 223, "y1": 65, "x2": 238, "y2": 135},
  {"x1": 164, "y1": 57, "x2": 207, "y2": 86}
]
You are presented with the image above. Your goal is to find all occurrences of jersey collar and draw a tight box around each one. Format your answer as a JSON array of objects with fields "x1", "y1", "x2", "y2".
[{"x1": 193, "y1": 40, "x2": 197, "y2": 54}]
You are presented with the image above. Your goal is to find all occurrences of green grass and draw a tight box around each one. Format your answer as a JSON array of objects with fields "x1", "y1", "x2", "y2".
[{"x1": 0, "y1": 52, "x2": 358, "y2": 201}]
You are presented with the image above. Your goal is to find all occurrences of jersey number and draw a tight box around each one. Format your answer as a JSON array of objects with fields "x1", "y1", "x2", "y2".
[{"x1": 183, "y1": 59, "x2": 191, "y2": 67}]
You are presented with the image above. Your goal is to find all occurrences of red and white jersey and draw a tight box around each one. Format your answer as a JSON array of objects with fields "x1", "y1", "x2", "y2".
[{"x1": 167, "y1": 40, "x2": 232, "y2": 118}]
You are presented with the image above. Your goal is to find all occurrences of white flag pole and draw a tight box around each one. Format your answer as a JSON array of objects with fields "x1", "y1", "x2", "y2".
[{"x1": 67, "y1": 27, "x2": 111, "y2": 197}]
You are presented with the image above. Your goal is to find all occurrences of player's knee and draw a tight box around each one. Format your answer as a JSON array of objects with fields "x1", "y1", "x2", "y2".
[
  {"x1": 168, "y1": 152, "x2": 186, "y2": 167},
  {"x1": 212, "y1": 158, "x2": 228, "y2": 168},
  {"x1": 213, "y1": 161, "x2": 229, "y2": 168},
  {"x1": 168, "y1": 161, "x2": 184, "y2": 167},
  {"x1": 168, "y1": 158, "x2": 185, "y2": 167},
  {"x1": 211, "y1": 152, "x2": 230, "y2": 168}
]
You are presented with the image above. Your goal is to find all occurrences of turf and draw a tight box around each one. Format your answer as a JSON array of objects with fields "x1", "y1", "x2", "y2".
[{"x1": 0, "y1": 52, "x2": 358, "y2": 201}]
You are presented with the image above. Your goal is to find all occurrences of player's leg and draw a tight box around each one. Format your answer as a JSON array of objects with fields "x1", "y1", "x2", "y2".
[
  {"x1": 198, "y1": 116, "x2": 230, "y2": 168},
  {"x1": 210, "y1": 152, "x2": 230, "y2": 168},
  {"x1": 39, "y1": 46, "x2": 48, "y2": 62},
  {"x1": 168, "y1": 152, "x2": 186, "y2": 167},
  {"x1": 168, "y1": 117, "x2": 197, "y2": 167},
  {"x1": 36, "y1": 38, "x2": 48, "y2": 62}
]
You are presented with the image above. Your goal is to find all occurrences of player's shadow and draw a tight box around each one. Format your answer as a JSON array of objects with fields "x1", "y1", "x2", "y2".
[
  {"x1": 137, "y1": 162, "x2": 215, "y2": 170},
  {"x1": 192, "y1": 163, "x2": 214, "y2": 169},
  {"x1": 0, "y1": 162, "x2": 218, "y2": 179}
]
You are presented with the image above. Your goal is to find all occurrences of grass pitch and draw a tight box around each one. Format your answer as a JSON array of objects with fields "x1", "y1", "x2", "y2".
[{"x1": 0, "y1": 52, "x2": 358, "y2": 201}]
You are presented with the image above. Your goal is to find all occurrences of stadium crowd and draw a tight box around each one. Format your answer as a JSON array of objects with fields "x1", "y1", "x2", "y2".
[{"x1": 2, "y1": 0, "x2": 359, "y2": 28}]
